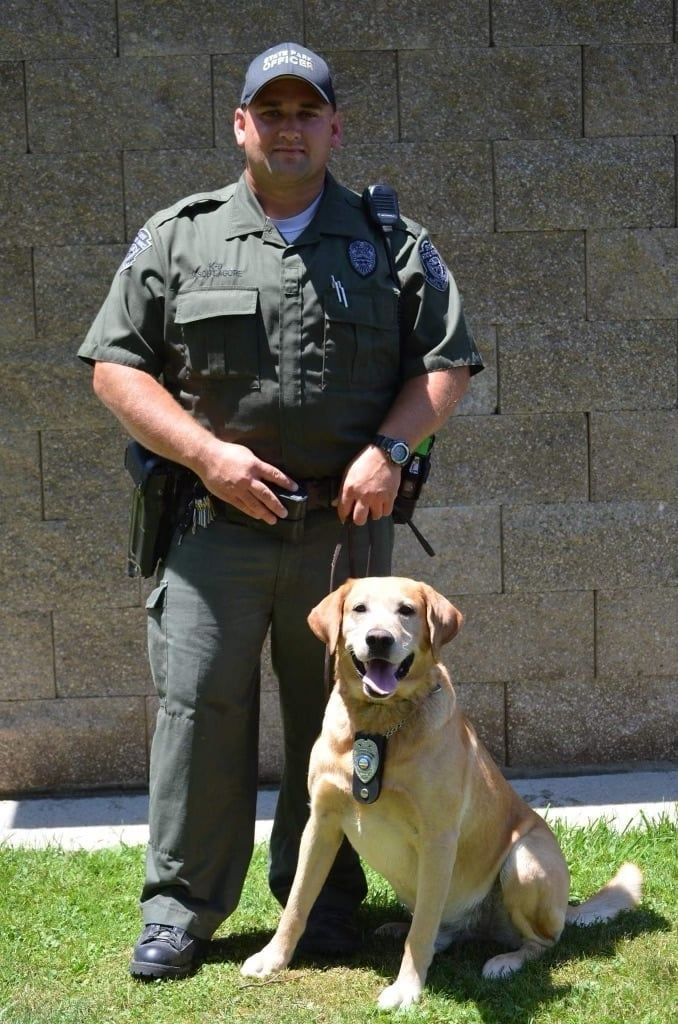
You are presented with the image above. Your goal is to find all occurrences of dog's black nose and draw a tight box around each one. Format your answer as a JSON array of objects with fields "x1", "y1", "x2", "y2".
[{"x1": 365, "y1": 629, "x2": 394, "y2": 657}]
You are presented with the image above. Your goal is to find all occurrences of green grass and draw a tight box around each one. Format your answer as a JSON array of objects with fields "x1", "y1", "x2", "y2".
[{"x1": 0, "y1": 818, "x2": 676, "y2": 1023}]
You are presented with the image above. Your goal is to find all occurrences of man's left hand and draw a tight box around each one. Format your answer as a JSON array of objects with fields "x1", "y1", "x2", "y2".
[{"x1": 335, "y1": 446, "x2": 401, "y2": 526}]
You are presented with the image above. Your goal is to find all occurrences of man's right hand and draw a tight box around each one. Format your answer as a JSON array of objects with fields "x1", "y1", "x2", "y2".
[
  {"x1": 195, "y1": 438, "x2": 298, "y2": 525},
  {"x1": 91, "y1": 362, "x2": 297, "y2": 525}
]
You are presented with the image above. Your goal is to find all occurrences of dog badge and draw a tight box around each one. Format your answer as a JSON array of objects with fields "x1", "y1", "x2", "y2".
[
  {"x1": 348, "y1": 239, "x2": 377, "y2": 277},
  {"x1": 419, "y1": 238, "x2": 448, "y2": 292},
  {"x1": 352, "y1": 732, "x2": 387, "y2": 804}
]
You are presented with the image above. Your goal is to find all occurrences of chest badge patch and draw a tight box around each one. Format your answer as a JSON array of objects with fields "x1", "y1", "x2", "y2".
[
  {"x1": 419, "y1": 238, "x2": 449, "y2": 292},
  {"x1": 348, "y1": 239, "x2": 377, "y2": 277},
  {"x1": 119, "y1": 227, "x2": 152, "y2": 274}
]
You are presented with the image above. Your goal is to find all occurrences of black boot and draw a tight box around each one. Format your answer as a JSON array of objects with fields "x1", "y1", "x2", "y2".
[
  {"x1": 130, "y1": 924, "x2": 202, "y2": 979},
  {"x1": 295, "y1": 906, "x2": 362, "y2": 957}
]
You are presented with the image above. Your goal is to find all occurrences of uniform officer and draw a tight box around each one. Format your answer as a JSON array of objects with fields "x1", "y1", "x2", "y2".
[{"x1": 79, "y1": 42, "x2": 483, "y2": 979}]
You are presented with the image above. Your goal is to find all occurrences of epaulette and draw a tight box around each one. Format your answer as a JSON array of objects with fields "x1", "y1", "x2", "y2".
[{"x1": 151, "y1": 184, "x2": 237, "y2": 229}]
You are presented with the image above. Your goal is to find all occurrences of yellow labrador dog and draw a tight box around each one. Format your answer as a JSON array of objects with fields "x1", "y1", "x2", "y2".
[{"x1": 242, "y1": 577, "x2": 642, "y2": 1010}]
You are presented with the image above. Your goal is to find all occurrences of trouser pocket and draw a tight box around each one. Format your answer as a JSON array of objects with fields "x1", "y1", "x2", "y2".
[{"x1": 146, "y1": 580, "x2": 168, "y2": 699}]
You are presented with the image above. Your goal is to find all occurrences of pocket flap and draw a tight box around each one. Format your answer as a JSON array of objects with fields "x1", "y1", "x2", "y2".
[
  {"x1": 324, "y1": 288, "x2": 397, "y2": 329},
  {"x1": 175, "y1": 289, "x2": 258, "y2": 324},
  {"x1": 145, "y1": 580, "x2": 167, "y2": 611}
]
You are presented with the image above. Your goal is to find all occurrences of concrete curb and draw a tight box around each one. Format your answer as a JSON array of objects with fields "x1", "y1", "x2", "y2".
[{"x1": 0, "y1": 771, "x2": 676, "y2": 851}]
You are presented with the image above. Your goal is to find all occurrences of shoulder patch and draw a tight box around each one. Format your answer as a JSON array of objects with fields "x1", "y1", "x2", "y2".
[
  {"x1": 419, "y1": 238, "x2": 449, "y2": 292},
  {"x1": 119, "y1": 228, "x2": 152, "y2": 274},
  {"x1": 348, "y1": 239, "x2": 377, "y2": 277}
]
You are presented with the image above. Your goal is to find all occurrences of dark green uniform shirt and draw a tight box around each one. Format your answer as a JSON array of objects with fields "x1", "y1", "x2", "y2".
[{"x1": 79, "y1": 172, "x2": 482, "y2": 479}]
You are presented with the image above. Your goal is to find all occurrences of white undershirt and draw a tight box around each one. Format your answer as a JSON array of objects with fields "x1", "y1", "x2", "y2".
[{"x1": 271, "y1": 191, "x2": 324, "y2": 242}]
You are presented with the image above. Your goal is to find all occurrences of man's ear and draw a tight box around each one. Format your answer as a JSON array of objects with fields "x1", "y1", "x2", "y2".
[
  {"x1": 329, "y1": 110, "x2": 343, "y2": 151},
  {"x1": 422, "y1": 584, "x2": 463, "y2": 655},
  {"x1": 233, "y1": 106, "x2": 246, "y2": 148},
  {"x1": 307, "y1": 580, "x2": 353, "y2": 654}
]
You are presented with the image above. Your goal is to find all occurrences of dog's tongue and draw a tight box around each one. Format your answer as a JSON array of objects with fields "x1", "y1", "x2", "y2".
[{"x1": 363, "y1": 659, "x2": 398, "y2": 695}]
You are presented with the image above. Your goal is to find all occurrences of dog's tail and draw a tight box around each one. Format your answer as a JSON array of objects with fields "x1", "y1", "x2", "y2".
[{"x1": 565, "y1": 862, "x2": 643, "y2": 926}]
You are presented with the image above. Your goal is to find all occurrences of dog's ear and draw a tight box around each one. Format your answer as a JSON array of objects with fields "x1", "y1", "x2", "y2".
[
  {"x1": 307, "y1": 580, "x2": 353, "y2": 654},
  {"x1": 422, "y1": 584, "x2": 463, "y2": 653}
]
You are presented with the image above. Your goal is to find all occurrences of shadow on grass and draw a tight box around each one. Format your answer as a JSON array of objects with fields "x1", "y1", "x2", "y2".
[
  {"x1": 419, "y1": 907, "x2": 670, "y2": 1024},
  {"x1": 210, "y1": 902, "x2": 671, "y2": 1022}
]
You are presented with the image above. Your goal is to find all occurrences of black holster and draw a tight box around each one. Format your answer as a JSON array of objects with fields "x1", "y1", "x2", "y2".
[{"x1": 124, "y1": 441, "x2": 188, "y2": 578}]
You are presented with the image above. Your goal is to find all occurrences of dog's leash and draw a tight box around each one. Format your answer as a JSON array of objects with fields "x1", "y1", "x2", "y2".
[{"x1": 323, "y1": 519, "x2": 368, "y2": 699}]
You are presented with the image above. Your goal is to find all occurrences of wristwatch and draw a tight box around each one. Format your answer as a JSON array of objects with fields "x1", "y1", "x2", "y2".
[{"x1": 373, "y1": 434, "x2": 411, "y2": 466}]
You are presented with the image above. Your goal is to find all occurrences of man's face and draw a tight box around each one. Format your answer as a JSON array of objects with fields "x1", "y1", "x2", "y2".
[{"x1": 234, "y1": 78, "x2": 342, "y2": 196}]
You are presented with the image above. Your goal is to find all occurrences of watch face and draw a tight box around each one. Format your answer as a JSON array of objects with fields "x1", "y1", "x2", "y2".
[{"x1": 390, "y1": 441, "x2": 410, "y2": 465}]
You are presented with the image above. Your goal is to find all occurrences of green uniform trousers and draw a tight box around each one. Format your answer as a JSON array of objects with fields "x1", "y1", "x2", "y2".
[{"x1": 141, "y1": 507, "x2": 393, "y2": 938}]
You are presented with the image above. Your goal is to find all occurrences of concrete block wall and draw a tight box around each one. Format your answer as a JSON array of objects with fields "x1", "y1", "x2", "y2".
[{"x1": 0, "y1": 1, "x2": 676, "y2": 795}]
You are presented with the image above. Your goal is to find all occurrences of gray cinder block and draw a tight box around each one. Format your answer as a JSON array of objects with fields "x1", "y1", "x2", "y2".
[
  {"x1": 393, "y1": 505, "x2": 502, "y2": 595},
  {"x1": 428, "y1": 414, "x2": 588, "y2": 504},
  {"x1": 492, "y1": 0, "x2": 673, "y2": 45},
  {"x1": 333, "y1": 142, "x2": 494, "y2": 235},
  {"x1": 495, "y1": 137, "x2": 674, "y2": 230},
  {"x1": 587, "y1": 229, "x2": 678, "y2": 319},
  {"x1": 124, "y1": 149, "x2": 245, "y2": 232},
  {"x1": 54, "y1": 605, "x2": 150, "y2": 698},
  {"x1": 0, "y1": 154, "x2": 124, "y2": 246},
  {"x1": 449, "y1": 592, "x2": 594, "y2": 684},
  {"x1": 499, "y1": 320, "x2": 677, "y2": 412},
  {"x1": 118, "y1": 2, "x2": 303, "y2": 56},
  {"x1": 307, "y1": 2, "x2": 488, "y2": 48},
  {"x1": 0, "y1": 514, "x2": 139, "y2": 614},
  {"x1": 34, "y1": 244, "x2": 126, "y2": 343},
  {"x1": 41, "y1": 427, "x2": 129, "y2": 520},
  {"x1": 0, "y1": 248, "x2": 34, "y2": 343},
  {"x1": 0, "y1": 62, "x2": 26, "y2": 151},
  {"x1": 0, "y1": 429, "x2": 41, "y2": 523},
  {"x1": 399, "y1": 46, "x2": 581, "y2": 141},
  {"x1": 507, "y1": 676, "x2": 678, "y2": 766},
  {"x1": 26, "y1": 56, "x2": 213, "y2": 152},
  {"x1": 450, "y1": 682, "x2": 505, "y2": 764},
  {"x1": 0, "y1": 612, "x2": 55, "y2": 700},
  {"x1": 590, "y1": 410, "x2": 678, "y2": 500},
  {"x1": 504, "y1": 501, "x2": 677, "y2": 591},
  {"x1": 597, "y1": 588, "x2": 678, "y2": 678},
  {"x1": 585, "y1": 44, "x2": 678, "y2": 136},
  {"x1": 443, "y1": 231, "x2": 585, "y2": 322},
  {"x1": 0, "y1": 1, "x2": 116, "y2": 59},
  {"x1": 0, "y1": 696, "x2": 148, "y2": 795}
]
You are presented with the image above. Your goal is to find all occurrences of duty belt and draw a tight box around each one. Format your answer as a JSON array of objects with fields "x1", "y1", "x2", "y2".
[
  {"x1": 297, "y1": 478, "x2": 341, "y2": 511},
  {"x1": 212, "y1": 478, "x2": 340, "y2": 516},
  {"x1": 210, "y1": 477, "x2": 341, "y2": 543}
]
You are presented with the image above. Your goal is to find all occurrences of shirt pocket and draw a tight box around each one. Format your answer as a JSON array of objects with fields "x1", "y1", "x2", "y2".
[
  {"x1": 174, "y1": 288, "x2": 261, "y2": 387},
  {"x1": 322, "y1": 287, "x2": 400, "y2": 390}
]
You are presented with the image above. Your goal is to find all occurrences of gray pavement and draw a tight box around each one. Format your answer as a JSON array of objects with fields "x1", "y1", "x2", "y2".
[{"x1": 1, "y1": 770, "x2": 676, "y2": 851}]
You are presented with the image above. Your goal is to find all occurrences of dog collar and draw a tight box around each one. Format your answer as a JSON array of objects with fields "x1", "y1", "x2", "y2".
[{"x1": 352, "y1": 684, "x2": 441, "y2": 804}]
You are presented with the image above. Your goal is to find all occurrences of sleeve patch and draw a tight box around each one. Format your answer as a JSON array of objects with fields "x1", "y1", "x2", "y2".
[
  {"x1": 119, "y1": 228, "x2": 153, "y2": 274},
  {"x1": 419, "y1": 238, "x2": 449, "y2": 292}
]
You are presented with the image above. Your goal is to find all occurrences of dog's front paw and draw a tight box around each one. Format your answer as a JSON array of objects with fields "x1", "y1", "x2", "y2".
[
  {"x1": 241, "y1": 942, "x2": 288, "y2": 979},
  {"x1": 377, "y1": 978, "x2": 422, "y2": 1010}
]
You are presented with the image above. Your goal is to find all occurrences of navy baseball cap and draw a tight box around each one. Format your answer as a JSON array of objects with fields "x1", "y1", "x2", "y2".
[{"x1": 241, "y1": 43, "x2": 336, "y2": 108}]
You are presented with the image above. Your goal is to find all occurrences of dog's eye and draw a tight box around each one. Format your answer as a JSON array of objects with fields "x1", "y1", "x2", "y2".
[
  {"x1": 399, "y1": 604, "x2": 415, "y2": 617},
  {"x1": 352, "y1": 603, "x2": 367, "y2": 613}
]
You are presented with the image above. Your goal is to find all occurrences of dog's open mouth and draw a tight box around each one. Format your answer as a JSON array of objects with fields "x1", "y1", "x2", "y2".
[{"x1": 351, "y1": 652, "x2": 415, "y2": 699}]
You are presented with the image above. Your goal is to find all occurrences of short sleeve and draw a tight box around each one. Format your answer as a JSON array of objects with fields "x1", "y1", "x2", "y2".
[
  {"x1": 77, "y1": 223, "x2": 166, "y2": 377},
  {"x1": 397, "y1": 227, "x2": 484, "y2": 380}
]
